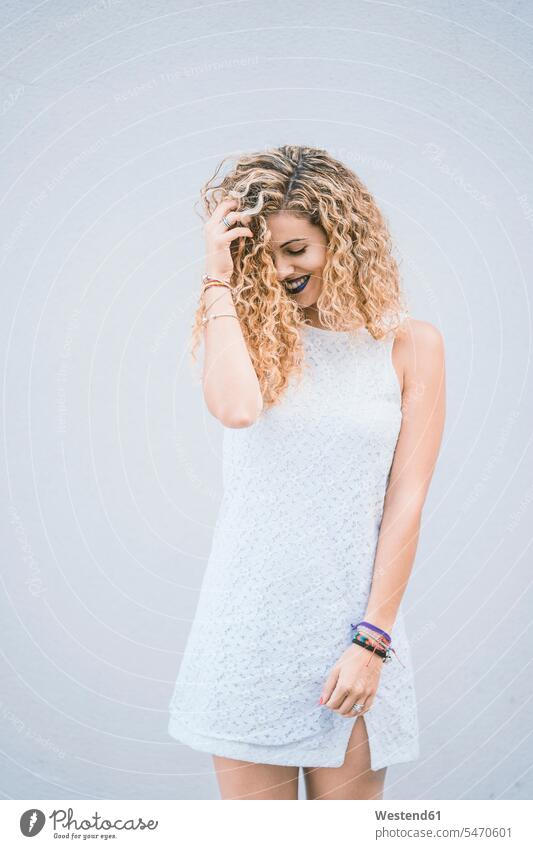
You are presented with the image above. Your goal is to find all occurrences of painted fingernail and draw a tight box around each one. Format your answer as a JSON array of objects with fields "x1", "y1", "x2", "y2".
[{"x1": 318, "y1": 697, "x2": 323, "y2": 704}]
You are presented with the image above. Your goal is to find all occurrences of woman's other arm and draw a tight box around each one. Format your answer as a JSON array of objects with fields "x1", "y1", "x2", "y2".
[{"x1": 363, "y1": 318, "x2": 446, "y2": 632}]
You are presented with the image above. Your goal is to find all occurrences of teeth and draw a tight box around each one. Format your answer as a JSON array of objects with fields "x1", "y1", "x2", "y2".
[{"x1": 286, "y1": 274, "x2": 309, "y2": 289}]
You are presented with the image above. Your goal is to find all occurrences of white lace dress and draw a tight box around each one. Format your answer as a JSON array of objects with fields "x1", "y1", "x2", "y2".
[{"x1": 168, "y1": 320, "x2": 420, "y2": 770}]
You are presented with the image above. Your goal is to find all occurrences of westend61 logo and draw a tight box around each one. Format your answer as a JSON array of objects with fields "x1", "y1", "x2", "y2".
[{"x1": 20, "y1": 807, "x2": 159, "y2": 838}]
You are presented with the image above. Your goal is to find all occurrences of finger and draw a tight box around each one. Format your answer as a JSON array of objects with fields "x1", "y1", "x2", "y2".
[
  {"x1": 217, "y1": 226, "x2": 253, "y2": 242},
  {"x1": 362, "y1": 695, "x2": 375, "y2": 713},
  {"x1": 350, "y1": 694, "x2": 375, "y2": 717},
  {"x1": 338, "y1": 692, "x2": 367, "y2": 716},
  {"x1": 217, "y1": 209, "x2": 255, "y2": 231},
  {"x1": 211, "y1": 197, "x2": 239, "y2": 224},
  {"x1": 324, "y1": 683, "x2": 352, "y2": 711},
  {"x1": 320, "y1": 668, "x2": 339, "y2": 705}
]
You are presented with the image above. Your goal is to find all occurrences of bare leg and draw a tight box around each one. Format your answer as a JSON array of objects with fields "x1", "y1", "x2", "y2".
[
  {"x1": 303, "y1": 716, "x2": 387, "y2": 800},
  {"x1": 213, "y1": 755, "x2": 300, "y2": 800}
]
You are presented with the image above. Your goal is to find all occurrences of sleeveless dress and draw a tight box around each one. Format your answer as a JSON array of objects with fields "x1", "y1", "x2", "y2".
[{"x1": 167, "y1": 319, "x2": 420, "y2": 770}]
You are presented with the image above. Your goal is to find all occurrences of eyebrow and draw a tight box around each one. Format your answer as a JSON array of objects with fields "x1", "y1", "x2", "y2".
[{"x1": 280, "y1": 237, "x2": 307, "y2": 248}]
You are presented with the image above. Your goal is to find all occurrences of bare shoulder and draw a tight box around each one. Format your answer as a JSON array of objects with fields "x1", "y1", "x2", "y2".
[
  {"x1": 392, "y1": 318, "x2": 445, "y2": 391},
  {"x1": 398, "y1": 317, "x2": 444, "y2": 352}
]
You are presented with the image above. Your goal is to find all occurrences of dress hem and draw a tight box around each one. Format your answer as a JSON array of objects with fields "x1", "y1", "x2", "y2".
[{"x1": 168, "y1": 716, "x2": 419, "y2": 772}]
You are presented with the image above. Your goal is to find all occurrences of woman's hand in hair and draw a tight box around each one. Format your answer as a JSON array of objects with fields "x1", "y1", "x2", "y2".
[{"x1": 204, "y1": 198, "x2": 253, "y2": 283}]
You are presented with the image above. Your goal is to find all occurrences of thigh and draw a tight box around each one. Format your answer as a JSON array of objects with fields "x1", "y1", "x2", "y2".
[
  {"x1": 213, "y1": 754, "x2": 300, "y2": 800},
  {"x1": 303, "y1": 716, "x2": 387, "y2": 800}
]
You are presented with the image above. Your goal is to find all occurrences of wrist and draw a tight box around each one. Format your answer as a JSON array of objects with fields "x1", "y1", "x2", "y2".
[
  {"x1": 349, "y1": 641, "x2": 385, "y2": 666},
  {"x1": 362, "y1": 613, "x2": 396, "y2": 634},
  {"x1": 203, "y1": 285, "x2": 234, "y2": 303},
  {"x1": 204, "y1": 270, "x2": 232, "y2": 283}
]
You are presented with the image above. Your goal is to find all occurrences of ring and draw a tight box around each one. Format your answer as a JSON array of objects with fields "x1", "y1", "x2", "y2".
[
  {"x1": 351, "y1": 703, "x2": 364, "y2": 713},
  {"x1": 221, "y1": 215, "x2": 232, "y2": 229}
]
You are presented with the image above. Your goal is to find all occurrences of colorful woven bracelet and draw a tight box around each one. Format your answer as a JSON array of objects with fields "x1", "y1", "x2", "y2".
[
  {"x1": 352, "y1": 632, "x2": 388, "y2": 655},
  {"x1": 356, "y1": 628, "x2": 391, "y2": 652},
  {"x1": 351, "y1": 633, "x2": 389, "y2": 663},
  {"x1": 350, "y1": 622, "x2": 405, "y2": 667}
]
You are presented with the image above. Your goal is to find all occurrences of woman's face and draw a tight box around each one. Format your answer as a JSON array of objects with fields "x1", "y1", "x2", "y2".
[{"x1": 265, "y1": 211, "x2": 328, "y2": 308}]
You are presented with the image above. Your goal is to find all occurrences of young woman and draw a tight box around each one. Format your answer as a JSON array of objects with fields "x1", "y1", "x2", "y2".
[{"x1": 168, "y1": 145, "x2": 446, "y2": 800}]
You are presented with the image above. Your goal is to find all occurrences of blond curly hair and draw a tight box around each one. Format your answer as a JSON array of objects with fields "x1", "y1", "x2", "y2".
[{"x1": 190, "y1": 144, "x2": 409, "y2": 409}]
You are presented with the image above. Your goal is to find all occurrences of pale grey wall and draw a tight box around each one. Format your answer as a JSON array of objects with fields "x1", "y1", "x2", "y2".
[{"x1": 1, "y1": 0, "x2": 532, "y2": 800}]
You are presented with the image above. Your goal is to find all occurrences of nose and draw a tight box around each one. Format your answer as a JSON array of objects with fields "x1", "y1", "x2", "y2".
[{"x1": 273, "y1": 257, "x2": 295, "y2": 282}]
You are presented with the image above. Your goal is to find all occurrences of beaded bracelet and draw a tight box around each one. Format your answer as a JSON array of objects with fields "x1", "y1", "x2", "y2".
[
  {"x1": 351, "y1": 632, "x2": 390, "y2": 664},
  {"x1": 350, "y1": 621, "x2": 405, "y2": 667},
  {"x1": 356, "y1": 626, "x2": 390, "y2": 650}
]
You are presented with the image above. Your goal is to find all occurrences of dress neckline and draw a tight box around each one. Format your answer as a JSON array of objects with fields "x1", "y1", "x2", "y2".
[{"x1": 301, "y1": 322, "x2": 368, "y2": 337}]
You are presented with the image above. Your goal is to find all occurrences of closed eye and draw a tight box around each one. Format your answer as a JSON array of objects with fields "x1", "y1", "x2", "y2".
[{"x1": 287, "y1": 247, "x2": 306, "y2": 255}]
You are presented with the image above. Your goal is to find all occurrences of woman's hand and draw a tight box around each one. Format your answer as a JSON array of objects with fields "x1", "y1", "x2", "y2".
[
  {"x1": 204, "y1": 197, "x2": 253, "y2": 283},
  {"x1": 319, "y1": 643, "x2": 384, "y2": 717}
]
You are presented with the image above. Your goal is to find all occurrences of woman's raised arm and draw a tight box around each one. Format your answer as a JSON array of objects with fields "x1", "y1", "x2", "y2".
[{"x1": 201, "y1": 198, "x2": 264, "y2": 428}]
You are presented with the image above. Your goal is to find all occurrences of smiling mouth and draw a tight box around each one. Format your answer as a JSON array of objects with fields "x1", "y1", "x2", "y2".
[{"x1": 284, "y1": 274, "x2": 311, "y2": 293}]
